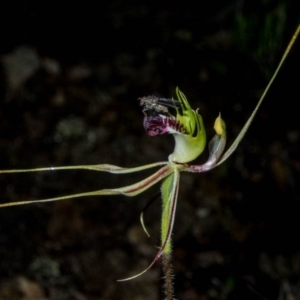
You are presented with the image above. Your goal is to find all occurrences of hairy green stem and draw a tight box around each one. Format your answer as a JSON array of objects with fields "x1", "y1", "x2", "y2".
[
  {"x1": 162, "y1": 254, "x2": 174, "y2": 300},
  {"x1": 161, "y1": 172, "x2": 177, "y2": 299}
]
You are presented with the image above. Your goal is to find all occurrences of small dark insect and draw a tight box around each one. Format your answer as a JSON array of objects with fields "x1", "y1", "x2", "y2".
[{"x1": 139, "y1": 96, "x2": 179, "y2": 114}]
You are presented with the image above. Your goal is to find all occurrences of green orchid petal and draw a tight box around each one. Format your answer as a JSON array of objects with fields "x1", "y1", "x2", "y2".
[
  {"x1": 168, "y1": 87, "x2": 206, "y2": 164},
  {"x1": 185, "y1": 114, "x2": 227, "y2": 173}
]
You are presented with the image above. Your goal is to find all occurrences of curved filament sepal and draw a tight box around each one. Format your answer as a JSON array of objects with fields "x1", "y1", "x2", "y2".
[{"x1": 118, "y1": 167, "x2": 180, "y2": 281}]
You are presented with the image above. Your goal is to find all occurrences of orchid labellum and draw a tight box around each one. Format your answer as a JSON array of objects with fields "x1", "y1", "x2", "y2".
[{"x1": 0, "y1": 23, "x2": 299, "y2": 300}]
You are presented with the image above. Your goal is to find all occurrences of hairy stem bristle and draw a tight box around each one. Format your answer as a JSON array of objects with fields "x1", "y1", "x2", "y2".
[{"x1": 162, "y1": 254, "x2": 175, "y2": 300}]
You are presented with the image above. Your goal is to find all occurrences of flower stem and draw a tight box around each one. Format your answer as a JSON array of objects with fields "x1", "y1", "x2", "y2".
[
  {"x1": 161, "y1": 171, "x2": 178, "y2": 299},
  {"x1": 162, "y1": 253, "x2": 174, "y2": 300}
]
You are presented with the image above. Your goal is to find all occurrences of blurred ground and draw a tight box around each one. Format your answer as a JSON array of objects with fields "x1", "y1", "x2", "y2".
[{"x1": 0, "y1": 1, "x2": 300, "y2": 299}]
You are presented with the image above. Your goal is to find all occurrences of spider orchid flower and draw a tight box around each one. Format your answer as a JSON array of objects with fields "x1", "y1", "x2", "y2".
[
  {"x1": 0, "y1": 24, "x2": 299, "y2": 285},
  {"x1": 0, "y1": 88, "x2": 256, "y2": 282}
]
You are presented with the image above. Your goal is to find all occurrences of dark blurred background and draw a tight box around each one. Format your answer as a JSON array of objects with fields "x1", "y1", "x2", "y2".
[{"x1": 0, "y1": 0, "x2": 300, "y2": 299}]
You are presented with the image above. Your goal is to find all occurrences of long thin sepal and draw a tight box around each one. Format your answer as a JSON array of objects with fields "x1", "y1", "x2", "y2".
[
  {"x1": 216, "y1": 23, "x2": 300, "y2": 167},
  {"x1": 140, "y1": 192, "x2": 160, "y2": 237},
  {"x1": 0, "y1": 162, "x2": 168, "y2": 175},
  {"x1": 0, "y1": 165, "x2": 173, "y2": 208}
]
